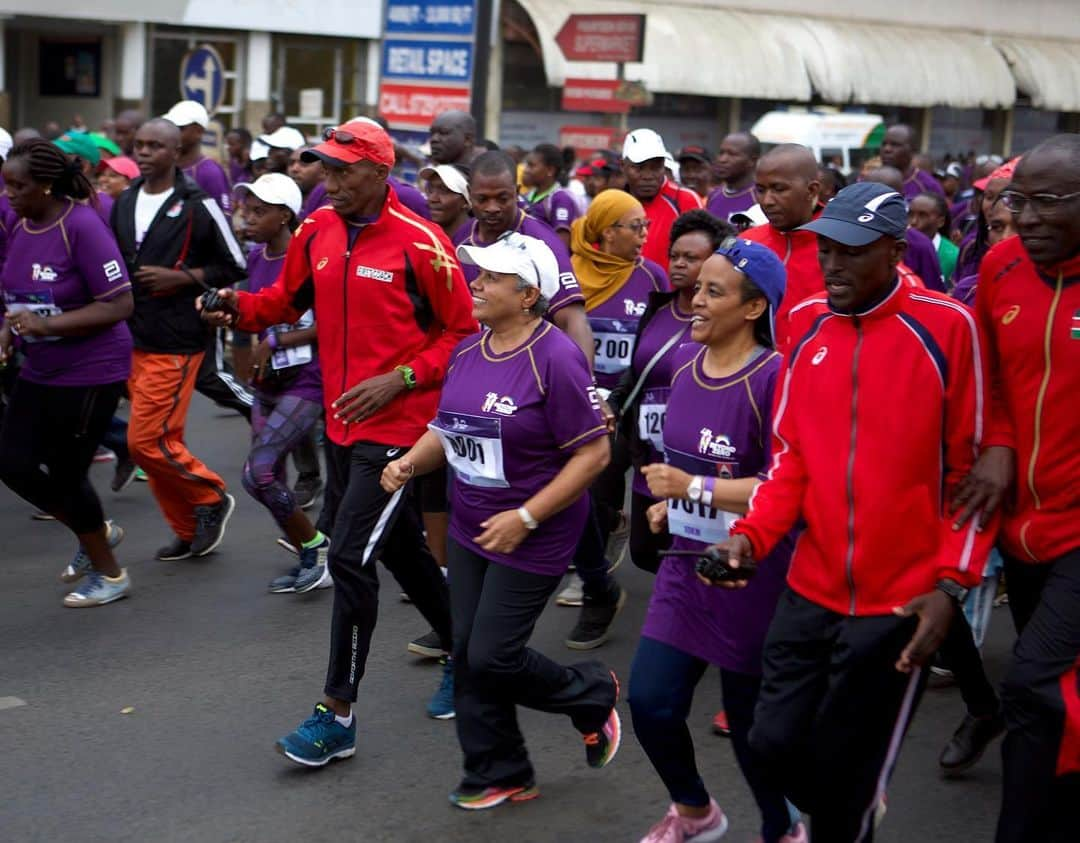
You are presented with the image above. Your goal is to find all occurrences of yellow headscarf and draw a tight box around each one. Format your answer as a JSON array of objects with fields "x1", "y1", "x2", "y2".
[{"x1": 570, "y1": 189, "x2": 643, "y2": 311}]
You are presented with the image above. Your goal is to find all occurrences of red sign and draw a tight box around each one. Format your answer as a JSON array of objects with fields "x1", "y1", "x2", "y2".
[
  {"x1": 378, "y1": 82, "x2": 471, "y2": 130},
  {"x1": 562, "y1": 79, "x2": 630, "y2": 114},
  {"x1": 559, "y1": 125, "x2": 619, "y2": 159},
  {"x1": 555, "y1": 14, "x2": 646, "y2": 64}
]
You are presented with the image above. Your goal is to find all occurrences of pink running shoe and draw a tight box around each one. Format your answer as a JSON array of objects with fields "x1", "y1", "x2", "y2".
[
  {"x1": 639, "y1": 800, "x2": 729, "y2": 843},
  {"x1": 753, "y1": 821, "x2": 808, "y2": 843}
]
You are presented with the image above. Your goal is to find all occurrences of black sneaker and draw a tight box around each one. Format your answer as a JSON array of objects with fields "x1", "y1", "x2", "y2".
[
  {"x1": 111, "y1": 458, "x2": 138, "y2": 493},
  {"x1": 939, "y1": 711, "x2": 1006, "y2": 776},
  {"x1": 293, "y1": 474, "x2": 323, "y2": 511},
  {"x1": 565, "y1": 585, "x2": 627, "y2": 650},
  {"x1": 408, "y1": 629, "x2": 448, "y2": 659},
  {"x1": 190, "y1": 493, "x2": 236, "y2": 557},
  {"x1": 157, "y1": 537, "x2": 193, "y2": 561}
]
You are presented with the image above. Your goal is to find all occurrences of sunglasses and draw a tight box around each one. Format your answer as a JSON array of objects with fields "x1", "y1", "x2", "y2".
[{"x1": 323, "y1": 127, "x2": 359, "y2": 145}]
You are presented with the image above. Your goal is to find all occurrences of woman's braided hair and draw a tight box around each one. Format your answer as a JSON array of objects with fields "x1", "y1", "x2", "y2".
[{"x1": 8, "y1": 138, "x2": 95, "y2": 203}]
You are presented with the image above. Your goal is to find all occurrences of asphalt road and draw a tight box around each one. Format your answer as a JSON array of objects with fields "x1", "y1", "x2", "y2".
[{"x1": 0, "y1": 395, "x2": 1010, "y2": 842}]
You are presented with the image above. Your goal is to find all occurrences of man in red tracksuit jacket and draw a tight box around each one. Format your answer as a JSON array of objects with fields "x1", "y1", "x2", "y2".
[
  {"x1": 953, "y1": 135, "x2": 1080, "y2": 843},
  {"x1": 201, "y1": 120, "x2": 477, "y2": 768},
  {"x1": 741, "y1": 144, "x2": 824, "y2": 352},
  {"x1": 719, "y1": 183, "x2": 993, "y2": 841}
]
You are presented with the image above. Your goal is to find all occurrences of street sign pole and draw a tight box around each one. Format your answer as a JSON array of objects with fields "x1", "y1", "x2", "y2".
[{"x1": 470, "y1": 0, "x2": 494, "y2": 141}]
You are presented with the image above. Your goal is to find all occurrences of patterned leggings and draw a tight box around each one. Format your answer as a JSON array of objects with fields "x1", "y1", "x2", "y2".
[{"x1": 242, "y1": 392, "x2": 323, "y2": 528}]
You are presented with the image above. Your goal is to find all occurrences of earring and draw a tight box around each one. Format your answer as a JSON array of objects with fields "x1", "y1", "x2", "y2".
[{"x1": 44, "y1": 187, "x2": 51, "y2": 196}]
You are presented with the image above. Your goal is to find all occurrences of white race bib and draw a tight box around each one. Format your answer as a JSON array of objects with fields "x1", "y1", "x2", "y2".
[
  {"x1": 589, "y1": 317, "x2": 636, "y2": 376},
  {"x1": 637, "y1": 387, "x2": 670, "y2": 453},
  {"x1": 270, "y1": 310, "x2": 314, "y2": 370},
  {"x1": 667, "y1": 497, "x2": 738, "y2": 545},
  {"x1": 430, "y1": 412, "x2": 509, "y2": 488},
  {"x1": 5, "y1": 296, "x2": 62, "y2": 343}
]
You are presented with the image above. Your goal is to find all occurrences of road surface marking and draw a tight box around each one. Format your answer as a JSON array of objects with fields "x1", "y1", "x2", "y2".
[{"x1": 0, "y1": 697, "x2": 27, "y2": 711}]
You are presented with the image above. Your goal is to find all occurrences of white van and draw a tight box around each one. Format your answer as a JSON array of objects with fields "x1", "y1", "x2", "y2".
[{"x1": 750, "y1": 110, "x2": 885, "y2": 174}]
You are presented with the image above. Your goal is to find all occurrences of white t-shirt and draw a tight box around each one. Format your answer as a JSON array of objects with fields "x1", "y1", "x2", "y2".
[{"x1": 134, "y1": 187, "x2": 175, "y2": 247}]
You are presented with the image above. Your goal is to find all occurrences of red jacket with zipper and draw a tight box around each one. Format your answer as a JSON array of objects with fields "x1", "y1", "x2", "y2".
[
  {"x1": 742, "y1": 216, "x2": 823, "y2": 351},
  {"x1": 732, "y1": 281, "x2": 994, "y2": 616},
  {"x1": 976, "y1": 236, "x2": 1080, "y2": 564},
  {"x1": 234, "y1": 186, "x2": 478, "y2": 448}
]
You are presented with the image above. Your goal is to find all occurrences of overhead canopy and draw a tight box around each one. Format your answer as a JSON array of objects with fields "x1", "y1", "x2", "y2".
[
  {"x1": 994, "y1": 36, "x2": 1080, "y2": 111},
  {"x1": 514, "y1": 0, "x2": 813, "y2": 102},
  {"x1": 516, "y1": 1, "x2": 1026, "y2": 109}
]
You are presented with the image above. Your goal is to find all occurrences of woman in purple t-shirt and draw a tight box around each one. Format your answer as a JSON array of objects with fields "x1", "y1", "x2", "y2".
[
  {"x1": 0, "y1": 139, "x2": 134, "y2": 608},
  {"x1": 233, "y1": 174, "x2": 330, "y2": 594},
  {"x1": 381, "y1": 232, "x2": 621, "y2": 810},
  {"x1": 631, "y1": 239, "x2": 805, "y2": 843},
  {"x1": 521, "y1": 143, "x2": 580, "y2": 249},
  {"x1": 608, "y1": 210, "x2": 734, "y2": 575}
]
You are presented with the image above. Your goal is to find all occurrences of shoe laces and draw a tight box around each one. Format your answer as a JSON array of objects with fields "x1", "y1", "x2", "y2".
[
  {"x1": 194, "y1": 505, "x2": 218, "y2": 531},
  {"x1": 76, "y1": 571, "x2": 104, "y2": 595},
  {"x1": 644, "y1": 810, "x2": 682, "y2": 842},
  {"x1": 70, "y1": 547, "x2": 89, "y2": 570},
  {"x1": 296, "y1": 706, "x2": 336, "y2": 740}
]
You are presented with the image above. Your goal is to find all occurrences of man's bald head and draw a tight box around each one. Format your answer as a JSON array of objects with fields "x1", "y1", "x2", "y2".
[
  {"x1": 114, "y1": 109, "x2": 144, "y2": 155},
  {"x1": 1011, "y1": 135, "x2": 1080, "y2": 266},
  {"x1": 863, "y1": 166, "x2": 905, "y2": 194},
  {"x1": 754, "y1": 143, "x2": 821, "y2": 231},
  {"x1": 429, "y1": 110, "x2": 477, "y2": 166}
]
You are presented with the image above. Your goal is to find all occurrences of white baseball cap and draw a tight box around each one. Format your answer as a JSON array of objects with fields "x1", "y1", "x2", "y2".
[
  {"x1": 162, "y1": 100, "x2": 210, "y2": 129},
  {"x1": 622, "y1": 128, "x2": 668, "y2": 164},
  {"x1": 0, "y1": 127, "x2": 12, "y2": 160},
  {"x1": 419, "y1": 164, "x2": 470, "y2": 207},
  {"x1": 250, "y1": 140, "x2": 270, "y2": 162},
  {"x1": 457, "y1": 232, "x2": 560, "y2": 301},
  {"x1": 234, "y1": 173, "x2": 303, "y2": 216},
  {"x1": 259, "y1": 126, "x2": 307, "y2": 151}
]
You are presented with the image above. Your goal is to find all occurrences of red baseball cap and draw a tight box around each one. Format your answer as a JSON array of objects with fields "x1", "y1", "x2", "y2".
[
  {"x1": 301, "y1": 118, "x2": 395, "y2": 169},
  {"x1": 100, "y1": 155, "x2": 139, "y2": 180},
  {"x1": 973, "y1": 157, "x2": 1019, "y2": 192}
]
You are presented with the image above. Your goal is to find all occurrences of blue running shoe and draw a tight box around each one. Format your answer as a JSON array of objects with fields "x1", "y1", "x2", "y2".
[
  {"x1": 275, "y1": 703, "x2": 356, "y2": 767},
  {"x1": 60, "y1": 521, "x2": 125, "y2": 583},
  {"x1": 268, "y1": 563, "x2": 303, "y2": 594},
  {"x1": 63, "y1": 569, "x2": 131, "y2": 608},
  {"x1": 427, "y1": 657, "x2": 455, "y2": 720},
  {"x1": 293, "y1": 537, "x2": 332, "y2": 594}
]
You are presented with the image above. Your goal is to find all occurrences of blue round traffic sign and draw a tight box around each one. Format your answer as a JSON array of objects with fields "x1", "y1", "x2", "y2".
[{"x1": 179, "y1": 46, "x2": 225, "y2": 117}]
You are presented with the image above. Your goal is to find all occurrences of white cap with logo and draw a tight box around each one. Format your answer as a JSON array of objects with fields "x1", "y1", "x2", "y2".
[
  {"x1": 622, "y1": 128, "x2": 668, "y2": 164},
  {"x1": 457, "y1": 232, "x2": 561, "y2": 300},
  {"x1": 419, "y1": 164, "x2": 470, "y2": 207},
  {"x1": 162, "y1": 100, "x2": 210, "y2": 129},
  {"x1": 233, "y1": 173, "x2": 303, "y2": 216}
]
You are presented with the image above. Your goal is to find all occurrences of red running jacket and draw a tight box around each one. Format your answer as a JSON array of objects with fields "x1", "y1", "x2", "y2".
[
  {"x1": 640, "y1": 179, "x2": 702, "y2": 268},
  {"x1": 976, "y1": 236, "x2": 1080, "y2": 564},
  {"x1": 732, "y1": 281, "x2": 994, "y2": 616},
  {"x1": 235, "y1": 186, "x2": 478, "y2": 448}
]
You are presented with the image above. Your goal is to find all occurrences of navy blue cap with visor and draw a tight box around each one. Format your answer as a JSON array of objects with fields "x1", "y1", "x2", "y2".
[
  {"x1": 798, "y1": 182, "x2": 908, "y2": 247},
  {"x1": 714, "y1": 236, "x2": 787, "y2": 344}
]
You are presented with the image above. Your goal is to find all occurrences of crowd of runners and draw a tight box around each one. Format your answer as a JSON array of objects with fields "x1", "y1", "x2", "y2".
[{"x1": 0, "y1": 102, "x2": 1076, "y2": 842}]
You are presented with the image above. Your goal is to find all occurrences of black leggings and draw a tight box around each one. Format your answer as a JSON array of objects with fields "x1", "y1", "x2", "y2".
[{"x1": 0, "y1": 379, "x2": 122, "y2": 533}]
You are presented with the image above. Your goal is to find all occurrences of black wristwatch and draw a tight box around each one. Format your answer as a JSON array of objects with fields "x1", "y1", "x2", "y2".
[{"x1": 935, "y1": 578, "x2": 969, "y2": 605}]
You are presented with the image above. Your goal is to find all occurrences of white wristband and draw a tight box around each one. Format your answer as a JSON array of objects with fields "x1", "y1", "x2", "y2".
[{"x1": 517, "y1": 506, "x2": 539, "y2": 530}]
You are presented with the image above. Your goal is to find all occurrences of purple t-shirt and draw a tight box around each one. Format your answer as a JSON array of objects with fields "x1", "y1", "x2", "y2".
[
  {"x1": 229, "y1": 159, "x2": 253, "y2": 189},
  {"x1": 388, "y1": 176, "x2": 431, "y2": 220},
  {"x1": 706, "y1": 185, "x2": 756, "y2": 222},
  {"x1": 435, "y1": 321, "x2": 607, "y2": 576},
  {"x1": 523, "y1": 187, "x2": 580, "y2": 233},
  {"x1": 955, "y1": 229, "x2": 983, "y2": 280},
  {"x1": 903, "y1": 169, "x2": 945, "y2": 201},
  {"x1": 951, "y1": 273, "x2": 978, "y2": 308},
  {"x1": 641, "y1": 344, "x2": 792, "y2": 672},
  {"x1": 94, "y1": 191, "x2": 114, "y2": 227},
  {"x1": 453, "y1": 210, "x2": 585, "y2": 317},
  {"x1": 629, "y1": 297, "x2": 696, "y2": 497},
  {"x1": 1, "y1": 200, "x2": 133, "y2": 386},
  {"x1": 586, "y1": 259, "x2": 670, "y2": 390},
  {"x1": 300, "y1": 182, "x2": 328, "y2": 219},
  {"x1": 904, "y1": 226, "x2": 944, "y2": 291},
  {"x1": 246, "y1": 244, "x2": 323, "y2": 404},
  {"x1": 183, "y1": 157, "x2": 232, "y2": 213}
]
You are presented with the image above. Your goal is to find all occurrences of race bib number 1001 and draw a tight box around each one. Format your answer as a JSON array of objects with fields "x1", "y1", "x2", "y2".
[{"x1": 430, "y1": 411, "x2": 509, "y2": 488}]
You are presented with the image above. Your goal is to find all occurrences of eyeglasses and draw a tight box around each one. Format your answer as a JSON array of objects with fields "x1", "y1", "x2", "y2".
[
  {"x1": 611, "y1": 219, "x2": 652, "y2": 234},
  {"x1": 999, "y1": 190, "x2": 1080, "y2": 216},
  {"x1": 323, "y1": 127, "x2": 357, "y2": 145}
]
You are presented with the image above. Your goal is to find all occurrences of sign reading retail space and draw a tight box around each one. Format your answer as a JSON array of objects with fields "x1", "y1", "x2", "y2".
[
  {"x1": 380, "y1": 0, "x2": 476, "y2": 130},
  {"x1": 555, "y1": 14, "x2": 646, "y2": 64},
  {"x1": 180, "y1": 45, "x2": 225, "y2": 117},
  {"x1": 559, "y1": 125, "x2": 619, "y2": 159},
  {"x1": 562, "y1": 79, "x2": 629, "y2": 114}
]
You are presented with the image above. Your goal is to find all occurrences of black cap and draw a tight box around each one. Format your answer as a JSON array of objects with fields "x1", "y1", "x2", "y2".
[
  {"x1": 676, "y1": 145, "x2": 712, "y2": 164},
  {"x1": 798, "y1": 182, "x2": 908, "y2": 247}
]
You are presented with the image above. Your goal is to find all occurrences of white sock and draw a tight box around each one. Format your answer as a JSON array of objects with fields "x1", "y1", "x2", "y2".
[{"x1": 335, "y1": 711, "x2": 353, "y2": 727}]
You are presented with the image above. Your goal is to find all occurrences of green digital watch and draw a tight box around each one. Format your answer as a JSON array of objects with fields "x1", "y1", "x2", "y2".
[{"x1": 395, "y1": 365, "x2": 417, "y2": 390}]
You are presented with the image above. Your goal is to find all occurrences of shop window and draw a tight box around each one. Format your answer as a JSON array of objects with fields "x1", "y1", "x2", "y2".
[{"x1": 39, "y1": 38, "x2": 101, "y2": 97}]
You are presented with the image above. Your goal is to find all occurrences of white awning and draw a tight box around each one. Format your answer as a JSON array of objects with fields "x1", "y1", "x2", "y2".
[
  {"x1": 994, "y1": 36, "x2": 1080, "y2": 111},
  {"x1": 793, "y1": 20, "x2": 1016, "y2": 109},
  {"x1": 514, "y1": 0, "x2": 813, "y2": 101},
  {"x1": 515, "y1": 2, "x2": 1019, "y2": 109}
]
